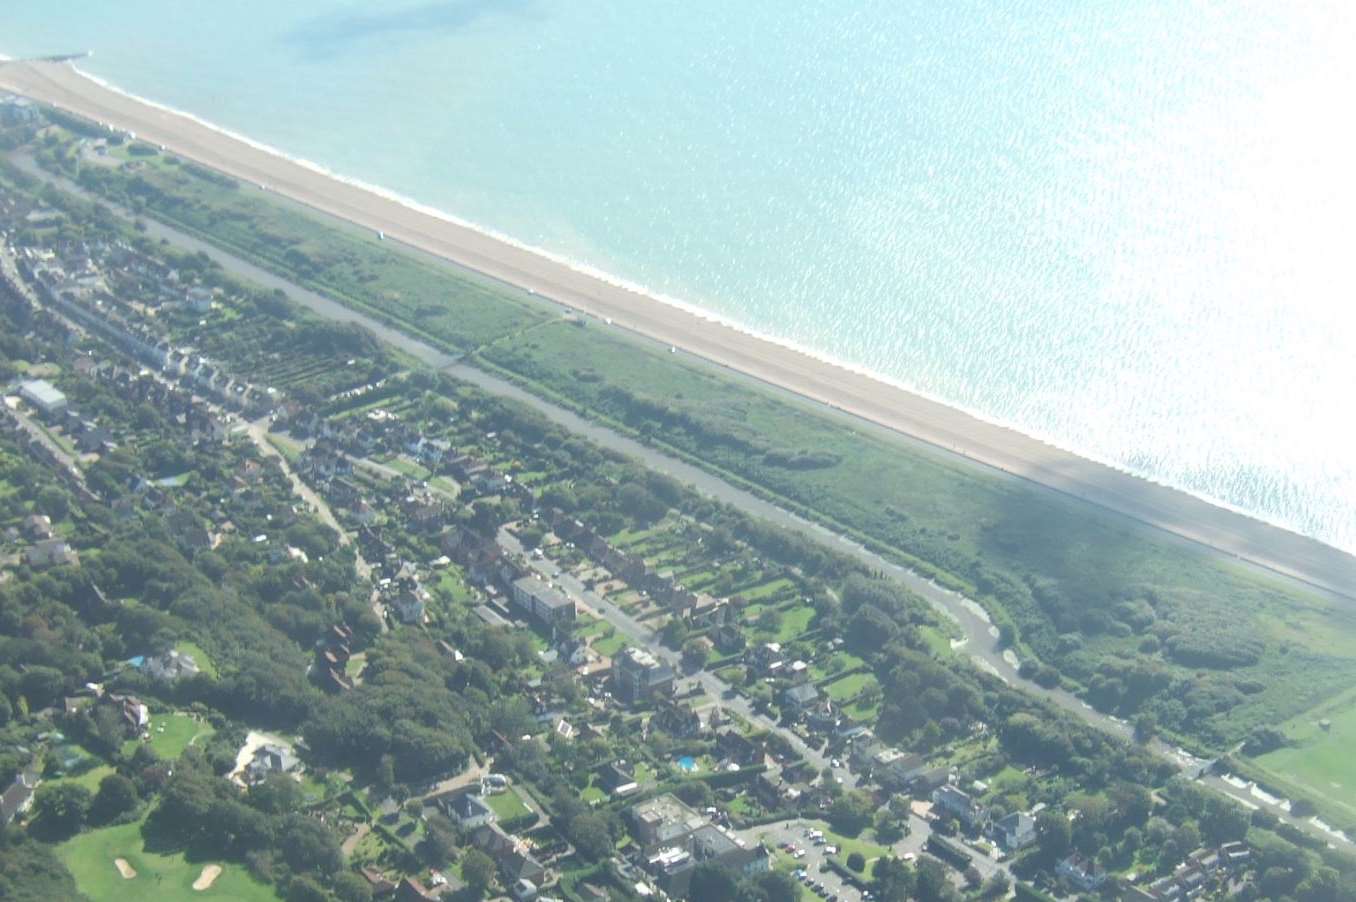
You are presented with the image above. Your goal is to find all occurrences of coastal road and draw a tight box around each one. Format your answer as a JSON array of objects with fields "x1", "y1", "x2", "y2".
[{"x1": 16, "y1": 155, "x2": 1347, "y2": 849}]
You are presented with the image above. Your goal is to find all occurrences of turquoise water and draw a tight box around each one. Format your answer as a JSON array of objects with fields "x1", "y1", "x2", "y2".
[{"x1": 5, "y1": 1, "x2": 1355, "y2": 554}]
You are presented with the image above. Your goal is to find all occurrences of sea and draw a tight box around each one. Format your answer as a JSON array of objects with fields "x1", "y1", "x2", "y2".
[{"x1": 5, "y1": 0, "x2": 1355, "y2": 556}]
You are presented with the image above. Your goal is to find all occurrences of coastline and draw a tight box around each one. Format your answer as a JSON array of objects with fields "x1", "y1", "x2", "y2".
[{"x1": 3, "y1": 59, "x2": 1353, "y2": 601}]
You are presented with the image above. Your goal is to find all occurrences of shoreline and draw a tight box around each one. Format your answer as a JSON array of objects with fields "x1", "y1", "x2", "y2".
[{"x1": 3, "y1": 59, "x2": 1353, "y2": 601}]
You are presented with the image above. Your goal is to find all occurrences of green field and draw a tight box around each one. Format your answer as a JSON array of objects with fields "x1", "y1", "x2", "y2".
[
  {"x1": 824, "y1": 672, "x2": 874, "y2": 702},
  {"x1": 486, "y1": 787, "x2": 533, "y2": 822},
  {"x1": 1252, "y1": 688, "x2": 1356, "y2": 824},
  {"x1": 59, "y1": 819, "x2": 280, "y2": 901},
  {"x1": 125, "y1": 712, "x2": 215, "y2": 761}
]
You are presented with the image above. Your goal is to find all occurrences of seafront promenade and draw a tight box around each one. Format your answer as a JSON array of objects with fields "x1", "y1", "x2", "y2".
[{"x1": 3, "y1": 58, "x2": 1353, "y2": 602}]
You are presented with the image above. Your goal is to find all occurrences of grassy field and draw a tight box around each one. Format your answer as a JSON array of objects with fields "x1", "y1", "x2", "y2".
[
  {"x1": 125, "y1": 712, "x2": 215, "y2": 761},
  {"x1": 824, "y1": 672, "x2": 874, "y2": 702},
  {"x1": 1251, "y1": 687, "x2": 1356, "y2": 824},
  {"x1": 486, "y1": 787, "x2": 533, "y2": 822},
  {"x1": 59, "y1": 819, "x2": 280, "y2": 901}
]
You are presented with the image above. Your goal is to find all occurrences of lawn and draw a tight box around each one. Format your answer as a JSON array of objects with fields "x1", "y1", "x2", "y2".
[
  {"x1": 173, "y1": 641, "x2": 217, "y2": 679},
  {"x1": 824, "y1": 672, "x2": 874, "y2": 702},
  {"x1": 125, "y1": 712, "x2": 214, "y2": 761},
  {"x1": 593, "y1": 633, "x2": 628, "y2": 658},
  {"x1": 486, "y1": 787, "x2": 532, "y2": 821},
  {"x1": 1252, "y1": 687, "x2": 1356, "y2": 824},
  {"x1": 59, "y1": 818, "x2": 280, "y2": 901},
  {"x1": 774, "y1": 604, "x2": 817, "y2": 642},
  {"x1": 47, "y1": 764, "x2": 115, "y2": 794}
]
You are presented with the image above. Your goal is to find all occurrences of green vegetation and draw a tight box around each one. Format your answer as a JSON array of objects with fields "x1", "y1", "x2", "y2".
[
  {"x1": 485, "y1": 787, "x2": 532, "y2": 822},
  {"x1": 1251, "y1": 687, "x2": 1356, "y2": 824},
  {"x1": 58, "y1": 133, "x2": 1356, "y2": 754},
  {"x1": 58, "y1": 818, "x2": 279, "y2": 902},
  {"x1": 139, "y1": 713, "x2": 214, "y2": 761},
  {"x1": 7, "y1": 114, "x2": 1356, "y2": 902}
]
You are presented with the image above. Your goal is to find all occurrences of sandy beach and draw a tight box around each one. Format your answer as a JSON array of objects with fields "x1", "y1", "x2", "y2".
[{"x1": 3, "y1": 59, "x2": 1353, "y2": 601}]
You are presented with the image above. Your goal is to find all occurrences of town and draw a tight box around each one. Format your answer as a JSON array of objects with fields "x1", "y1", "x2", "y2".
[{"x1": 0, "y1": 95, "x2": 1350, "y2": 902}]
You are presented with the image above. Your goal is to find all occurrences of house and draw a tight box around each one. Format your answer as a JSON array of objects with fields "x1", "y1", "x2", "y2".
[
  {"x1": 627, "y1": 794, "x2": 707, "y2": 852},
  {"x1": 360, "y1": 867, "x2": 398, "y2": 896},
  {"x1": 395, "y1": 877, "x2": 435, "y2": 901},
  {"x1": 470, "y1": 824, "x2": 545, "y2": 886},
  {"x1": 715, "y1": 729, "x2": 764, "y2": 768},
  {"x1": 22, "y1": 514, "x2": 53, "y2": 540},
  {"x1": 1057, "y1": 853, "x2": 1108, "y2": 892},
  {"x1": 244, "y1": 743, "x2": 300, "y2": 784},
  {"x1": 510, "y1": 576, "x2": 577, "y2": 632},
  {"x1": 440, "y1": 790, "x2": 496, "y2": 830},
  {"x1": 600, "y1": 760, "x2": 638, "y2": 795},
  {"x1": 0, "y1": 760, "x2": 40, "y2": 825},
  {"x1": 614, "y1": 647, "x2": 675, "y2": 704},
  {"x1": 143, "y1": 649, "x2": 201, "y2": 682},
  {"x1": 392, "y1": 586, "x2": 429, "y2": 624},
  {"x1": 993, "y1": 811, "x2": 1037, "y2": 850},
  {"x1": 24, "y1": 538, "x2": 79, "y2": 569},
  {"x1": 781, "y1": 683, "x2": 819, "y2": 715},
  {"x1": 652, "y1": 701, "x2": 703, "y2": 739},
  {"x1": 872, "y1": 748, "x2": 928, "y2": 791},
  {"x1": 19, "y1": 379, "x2": 67, "y2": 417},
  {"x1": 105, "y1": 694, "x2": 150, "y2": 736},
  {"x1": 931, "y1": 784, "x2": 988, "y2": 830},
  {"x1": 748, "y1": 642, "x2": 785, "y2": 674},
  {"x1": 690, "y1": 824, "x2": 771, "y2": 877}
]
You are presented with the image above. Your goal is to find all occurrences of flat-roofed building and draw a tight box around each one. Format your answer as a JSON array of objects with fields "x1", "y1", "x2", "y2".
[
  {"x1": 511, "y1": 576, "x2": 577, "y2": 631},
  {"x1": 19, "y1": 379, "x2": 67, "y2": 417},
  {"x1": 614, "y1": 646, "x2": 674, "y2": 704}
]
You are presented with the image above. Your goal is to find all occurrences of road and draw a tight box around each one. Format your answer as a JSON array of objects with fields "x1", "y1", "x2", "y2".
[
  {"x1": 242, "y1": 420, "x2": 387, "y2": 628},
  {"x1": 498, "y1": 528, "x2": 836, "y2": 776},
  {"x1": 14, "y1": 154, "x2": 1346, "y2": 849}
]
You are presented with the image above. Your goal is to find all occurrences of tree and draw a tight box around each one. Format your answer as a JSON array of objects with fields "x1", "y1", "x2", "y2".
[
  {"x1": 915, "y1": 857, "x2": 955, "y2": 902},
  {"x1": 1036, "y1": 810, "x2": 1071, "y2": 860},
  {"x1": 871, "y1": 856, "x2": 915, "y2": 902},
  {"x1": 981, "y1": 871, "x2": 1010, "y2": 899},
  {"x1": 333, "y1": 871, "x2": 375, "y2": 902},
  {"x1": 847, "y1": 851, "x2": 866, "y2": 872},
  {"x1": 278, "y1": 813, "x2": 342, "y2": 874},
  {"x1": 746, "y1": 870, "x2": 801, "y2": 902},
  {"x1": 248, "y1": 773, "x2": 303, "y2": 815},
  {"x1": 90, "y1": 773, "x2": 139, "y2": 824},
  {"x1": 31, "y1": 783, "x2": 92, "y2": 839},
  {"x1": 461, "y1": 848, "x2": 495, "y2": 898},
  {"x1": 827, "y1": 791, "x2": 874, "y2": 836},
  {"x1": 682, "y1": 637, "x2": 710, "y2": 669},
  {"x1": 568, "y1": 812, "x2": 613, "y2": 861},
  {"x1": 286, "y1": 875, "x2": 329, "y2": 902},
  {"x1": 689, "y1": 863, "x2": 741, "y2": 902}
]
